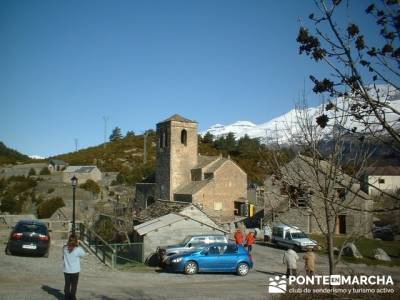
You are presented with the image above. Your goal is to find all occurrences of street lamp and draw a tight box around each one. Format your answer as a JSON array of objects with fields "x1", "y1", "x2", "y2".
[{"x1": 71, "y1": 175, "x2": 78, "y2": 234}]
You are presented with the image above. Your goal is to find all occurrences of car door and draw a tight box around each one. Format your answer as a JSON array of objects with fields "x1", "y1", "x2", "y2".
[
  {"x1": 219, "y1": 244, "x2": 240, "y2": 271},
  {"x1": 196, "y1": 245, "x2": 223, "y2": 271}
]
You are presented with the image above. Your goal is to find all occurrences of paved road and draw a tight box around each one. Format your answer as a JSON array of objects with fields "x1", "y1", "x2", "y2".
[{"x1": 1, "y1": 240, "x2": 400, "y2": 300}]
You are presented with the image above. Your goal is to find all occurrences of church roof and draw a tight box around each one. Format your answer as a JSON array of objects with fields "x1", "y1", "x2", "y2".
[
  {"x1": 160, "y1": 114, "x2": 196, "y2": 123},
  {"x1": 174, "y1": 180, "x2": 211, "y2": 195},
  {"x1": 196, "y1": 155, "x2": 220, "y2": 169}
]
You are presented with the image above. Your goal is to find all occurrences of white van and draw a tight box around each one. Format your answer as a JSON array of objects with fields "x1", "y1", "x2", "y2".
[{"x1": 271, "y1": 224, "x2": 317, "y2": 251}]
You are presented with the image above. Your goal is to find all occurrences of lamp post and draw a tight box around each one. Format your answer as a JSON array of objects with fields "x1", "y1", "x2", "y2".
[{"x1": 71, "y1": 175, "x2": 78, "y2": 234}]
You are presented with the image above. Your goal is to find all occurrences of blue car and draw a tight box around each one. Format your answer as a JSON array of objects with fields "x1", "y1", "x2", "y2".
[{"x1": 164, "y1": 243, "x2": 253, "y2": 276}]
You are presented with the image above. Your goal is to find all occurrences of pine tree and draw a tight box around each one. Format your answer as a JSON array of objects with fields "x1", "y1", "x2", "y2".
[{"x1": 109, "y1": 127, "x2": 123, "y2": 142}]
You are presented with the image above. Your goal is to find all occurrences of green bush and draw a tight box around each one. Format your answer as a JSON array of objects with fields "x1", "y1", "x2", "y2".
[
  {"x1": 39, "y1": 167, "x2": 50, "y2": 175},
  {"x1": 37, "y1": 197, "x2": 65, "y2": 219},
  {"x1": 79, "y1": 179, "x2": 100, "y2": 194},
  {"x1": 28, "y1": 168, "x2": 36, "y2": 176}
]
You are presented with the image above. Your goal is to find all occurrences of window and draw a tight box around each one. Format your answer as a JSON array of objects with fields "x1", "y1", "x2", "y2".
[
  {"x1": 181, "y1": 129, "x2": 187, "y2": 145},
  {"x1": 208, "y1": 246, "x2": 221, "y2": 255},
  {"x1": 378, "y1": 178, "x2": 385, "y2": 184},
  {"x1": 214, "y1": 202, "x2": 223, "y2": 211},
  {"x1": 224, "y1": 244, "x2": 238, "y2": 254},
  {"x1": 336, "y1": 188, "x2": 346, "y2": 202},
  {"x1": 272, "y1": 227, "x2": 284, "y2": 238}
]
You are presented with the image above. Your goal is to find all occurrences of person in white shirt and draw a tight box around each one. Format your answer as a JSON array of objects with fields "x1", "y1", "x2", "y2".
[
  {"x1": 283, "y1": 246, "x2": 299, "y2": 276},
  {"x1": 264, "y1": 224, "x2": 272, "y2": 242},
  {"x1": 63, "y1": 234, "x2": 86, "y2": 300}
]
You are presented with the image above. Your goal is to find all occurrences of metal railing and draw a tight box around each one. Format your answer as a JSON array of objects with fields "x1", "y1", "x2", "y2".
[
  {"x1": 78, "y1": 223, "x2": 144, "y2": 269},
  {"x1": 79, "y1": 223, "x2": 116, "y2": 268}
]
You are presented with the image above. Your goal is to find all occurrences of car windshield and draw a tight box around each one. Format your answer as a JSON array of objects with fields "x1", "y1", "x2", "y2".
[
  {"x1": 181, "y1": 236, "x2": 192, "y2": 245},
  {"x1": 290, "y1": 231, "x2": 308, "y2": 239},
  {"x1": 16, "y1": 223, "x2": 47, "y2": 235}
]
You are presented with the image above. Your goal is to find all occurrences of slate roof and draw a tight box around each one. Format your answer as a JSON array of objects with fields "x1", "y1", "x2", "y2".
[
  {"x1": 49, "y1": 159, "x2": 67, "y2": 165},
  {"x1": 196, "y1": 155, "x2": 220, "y2": 169},
  {"x1": 204, "y1": 157, "x2": 229, "y2": 173},
  {"x1": 135, "y1": 200, "x2": 190, "y2": 222},
  {"x1": 134, "y1": 213, "x2": 184, "y2": 235},
  {"x1": 64, "y1": 166, "x2": 98, "y2": 173},
  {"x1": 160, "y1": 114, "x2": 196, "y2": 123},
  {"x1": 134, "y1": 213, "x2": 228, "y2": 235},
  {"x1": 363, "y1": 166, "x2": 400, "y2": 176},
  {"x1": 174, "y1": 180, "x2": 211, "y2": 195}
]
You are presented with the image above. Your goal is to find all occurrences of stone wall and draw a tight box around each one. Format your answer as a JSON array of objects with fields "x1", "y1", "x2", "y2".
[
  {"x1": 192, "y1": 160, "x2": 247, "y2": 221},
  {"x1": 135, "y1": 183, "x2": 156, "y2": 209}
]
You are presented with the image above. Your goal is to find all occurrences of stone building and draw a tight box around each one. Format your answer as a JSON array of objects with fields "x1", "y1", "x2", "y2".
[
  {"x1": 135, "y1": 114, "x2": 247, "y2": 223},
  {"x1": 62, "y1": 166, "x2": 102, "y2": 184},
  {"x1": 361, "y1": 166, "x2": 400, "y2": 196},
  {"x1": 132, "y1": 200, "x2": 228, "y2": 258},
  {"x1": 264, "y1": 155, "x2": 373, "y2": 236}
]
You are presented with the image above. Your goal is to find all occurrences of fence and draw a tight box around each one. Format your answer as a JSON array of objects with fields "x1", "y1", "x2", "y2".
[{"x1": 79, "y1": 223, "x2": 144, "y2": 269}]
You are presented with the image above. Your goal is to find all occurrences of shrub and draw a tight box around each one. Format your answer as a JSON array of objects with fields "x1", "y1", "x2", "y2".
[
  {"x1": 39, "y1": 167, "x2": 50, "y2": 175},
  {"x1": 47, "y1": 188, "x2": 55, "y2": 194},
  {"x1": 79, "y1": 179, "x2": 100, "y2": 194},
  {"x1": 37, "y1": 197, "x2": 65, "y2": 219},
  {"x1": 28, "y1": 168, "x2": 36, "y2": 176}
]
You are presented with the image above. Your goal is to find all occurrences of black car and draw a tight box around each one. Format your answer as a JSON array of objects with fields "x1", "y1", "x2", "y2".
[{"x1": 5, "y1": 220, "x2": 51, "y2": 257}]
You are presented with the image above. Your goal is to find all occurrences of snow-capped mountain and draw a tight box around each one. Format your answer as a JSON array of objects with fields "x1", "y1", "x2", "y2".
[
  {"x1": 203, "y1": 86, "x2": 400, "y2": 144},
  {"x1": 29, "y1": 155, "x2": 45, "y2": 160}
]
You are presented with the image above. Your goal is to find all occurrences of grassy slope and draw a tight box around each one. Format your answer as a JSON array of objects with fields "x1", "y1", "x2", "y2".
[{"x1": 310, "y1": 234, "x2": 400, "y2": 267}]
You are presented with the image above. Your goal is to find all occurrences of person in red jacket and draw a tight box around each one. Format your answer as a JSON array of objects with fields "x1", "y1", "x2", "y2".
[
  {"x1": 246, "y1": 231, "x2": 256, "y2": 253},
  {"x1": 234, "y1": 229, "x2": 244, "y2": 245}
]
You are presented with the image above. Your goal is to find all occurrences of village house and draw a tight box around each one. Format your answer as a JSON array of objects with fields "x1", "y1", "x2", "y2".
[
  {"x1": 62, "y1": 165, "x2": 102, "y2": 184},
  {"x1": 48, "y1": 159, "x2": 67, "y2": 173},
  {"x1": 361, "y1": 166, "x2": 400, "y2": 196},
  {"x1": 264, "y1": 155, "x2": 373, "y2": 236},
  {"x1": 132, "y1": 200, "x2": 228, "y2": 258},
  {"x1": 135, "y1": 114, "x2": 248, "y2": 224}
]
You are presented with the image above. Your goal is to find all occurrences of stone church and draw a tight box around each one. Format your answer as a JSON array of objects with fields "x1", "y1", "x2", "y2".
[{"x1": 135, "y1": 114, "x2": 247, "y2": 223}]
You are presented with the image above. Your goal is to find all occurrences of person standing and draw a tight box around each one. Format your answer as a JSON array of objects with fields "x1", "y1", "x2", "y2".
[
  {"x1": 303, "y1": 247, "x2": 316, "y2": 276},
  {"x1": 283, "y1": 246, "x2": 299, "y2": 277},
  {"x1": 245, "y1": 231, "x2": 256, "y2": 253},
  {"x1": 63, "y1": 234, "x2": 86, "y2": 300},
  {"x1": 234, "y1": 229, "x2": 244, "y2": 245},
  {"x1": 264, "y1": 224, "x2": 272, "y2": 242}
]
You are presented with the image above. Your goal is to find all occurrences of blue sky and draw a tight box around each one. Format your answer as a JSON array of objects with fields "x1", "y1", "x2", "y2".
[{"x1": 0, "y1": 0, "x2": 380, "y2": 157}]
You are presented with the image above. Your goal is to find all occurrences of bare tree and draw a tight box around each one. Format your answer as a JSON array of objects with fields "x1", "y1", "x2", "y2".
[
  {"x1": 296, "y1": 0, "x2": 400, "y2": 149},
  {"x1": 264, "y1": 96, "x2": 375, "y2": 276}
]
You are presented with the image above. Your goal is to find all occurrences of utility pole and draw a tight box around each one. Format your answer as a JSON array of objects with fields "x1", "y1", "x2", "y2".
[
  {"x1": 143, "y1": 130, "x2": 148, "y2": 164},
  {"x1": 103, "y1": 116, "x2": 109, "y2": 148},
  {"x1": 74, "y1": 138, "x2": 78, "y2": 152}
]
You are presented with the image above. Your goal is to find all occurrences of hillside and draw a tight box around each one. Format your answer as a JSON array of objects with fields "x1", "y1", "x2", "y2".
[
  {"x1": 0, "y1": 142, "x2": 31, "y2": 166},
  {"x1": 51, "y1": 132, "x2": 284, "y2": 185}
]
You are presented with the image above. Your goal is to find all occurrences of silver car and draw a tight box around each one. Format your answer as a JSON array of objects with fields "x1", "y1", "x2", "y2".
[{"x1": 157, "y1": 234, "x2": 228, "y2": 261}]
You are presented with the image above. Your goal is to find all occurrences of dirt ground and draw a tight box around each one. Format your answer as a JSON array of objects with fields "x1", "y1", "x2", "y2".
[{"x1": 1, "y1": 239, "x2": 400, "y2": 300}]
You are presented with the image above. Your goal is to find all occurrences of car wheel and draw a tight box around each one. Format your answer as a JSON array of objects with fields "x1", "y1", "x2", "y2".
[
  {"x1": 184, "y1": 261, "x2": 198, "y2": 275},
  {"x1": 236, "y1": 263, "x2": 249, "y2": 276},
  {"x1": 5, "y1": 246, "x2": 11, "y2": 255},
  {"x1": 43, "y1": 250, "x2": 49, "y2": 258}
]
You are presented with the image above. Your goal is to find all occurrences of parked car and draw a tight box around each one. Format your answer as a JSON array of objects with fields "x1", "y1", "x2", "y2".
[
  {"x1": 5, "y1": 220, "x2": 51, "y2": 257},
  {"x1": 271, "y1": 224, "x2": 317, "y2": 251},
  {"x1": 373, "y1": 225, "x2": 395, "y2": 241},
  {"x1": 157, "y1": 234, "x2": 228, "y2": 261},
  {"x1": 164, "y1": 243, "x2": 253, "y2": 276}
]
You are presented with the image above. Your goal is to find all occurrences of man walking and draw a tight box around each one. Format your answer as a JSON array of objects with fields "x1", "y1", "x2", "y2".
[
  {"x1": 303, "y1": 247, "x2": 316, "y2": 276},
  {"x1": 283, "y1": 246, "x2": 299, "y2": 277}
]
